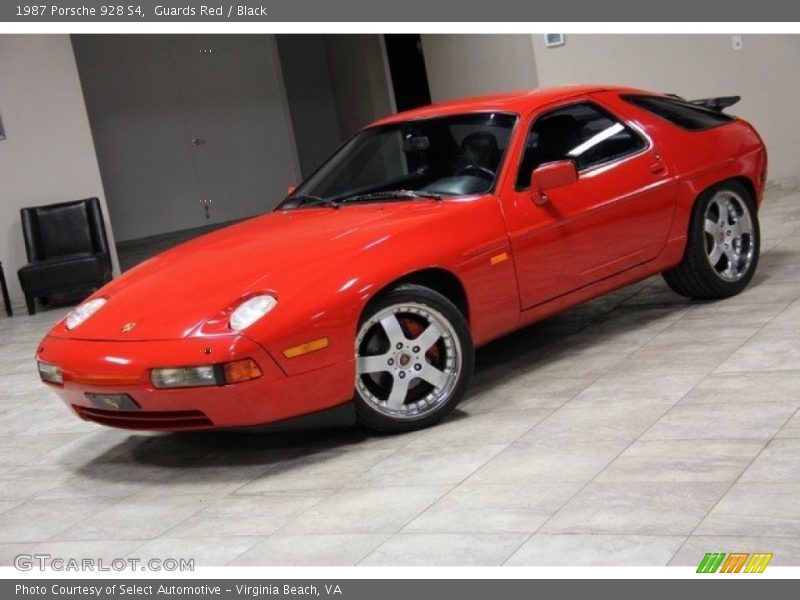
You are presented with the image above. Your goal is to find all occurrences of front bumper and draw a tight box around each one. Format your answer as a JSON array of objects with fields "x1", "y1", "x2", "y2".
[{"x1": 36, "y1": 334, "x2": 355, "y2": 430}]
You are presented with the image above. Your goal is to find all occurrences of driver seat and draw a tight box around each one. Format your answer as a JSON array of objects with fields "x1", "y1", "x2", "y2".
[{"x1": 456, "y1": 132, "x2": 501, "y2": 173}]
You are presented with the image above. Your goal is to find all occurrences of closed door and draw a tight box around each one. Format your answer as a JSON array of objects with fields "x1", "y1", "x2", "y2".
[
  {"x1": 73, "y1": 35, "x2": 299, "y2": 242},
  {"x1": 169, "y1": 35, "x2": 299, "y2": 227},
  {"x1": 73, "y1": 35, "x2": 202, "y2": 241},
  {"x1": 502, "y1": 100, "x2": 677, "y2": 308}
]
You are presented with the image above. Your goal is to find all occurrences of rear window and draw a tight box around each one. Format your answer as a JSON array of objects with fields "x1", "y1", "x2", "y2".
[{"x1": 623, "y1": 95, "x2": 736, "y2": 131}]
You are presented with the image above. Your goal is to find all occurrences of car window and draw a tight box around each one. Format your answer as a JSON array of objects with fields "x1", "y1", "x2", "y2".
[
  {"x1": 337, "y1": 130, "x2": 408, "y2": 191},
  {"x1": 516, "y1": 102, "x2": 646, "y2": 189},
  {"x1": 289, "y1": 113, "x2": 517, "y2": 203},
  {"x1": 623, "y1": 94, "x2": 735, "y2": 131}
]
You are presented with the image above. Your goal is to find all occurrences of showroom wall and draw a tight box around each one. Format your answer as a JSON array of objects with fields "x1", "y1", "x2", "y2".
[
  {"x1": 323, "y1": 34, "x2": 396, "y2": 137},
  {"x1": 420, "y1": 34, "x2": 799, "y2": 182},
  {"x1": 530, "y1": 34, "x2": 800, "y2": 181},
  {"x1": 0, "y1": 35, "x2": 120, "y2": 307},
  {"x1": 276, "y1": 35, "x2": 343, "y2": 178},
  {"x1": 70, "y1": 34, "x2": 392, "y2": 245},
  {"x1": 421, "y1": 34, "x2": 539, "y2": 102},
  {"x1": 73, "y1": 34, "x2": 301, "y2": 242}
]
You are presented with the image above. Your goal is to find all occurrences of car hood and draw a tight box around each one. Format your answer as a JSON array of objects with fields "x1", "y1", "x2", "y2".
[{"x1": 50, "y1": 201, "x2": 460, "y2": 341}]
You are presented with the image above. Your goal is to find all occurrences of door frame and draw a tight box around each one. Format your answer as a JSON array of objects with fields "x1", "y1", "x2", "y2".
[
  {"x1": 498, "y1": 96, "x2": 656, "y2": 199},
  {"x1": 269, "y1": 34, "x2": 304, "y2": 188},
  {"x1": 378, "y1": 35, "x2": 398, "y2": 115}
]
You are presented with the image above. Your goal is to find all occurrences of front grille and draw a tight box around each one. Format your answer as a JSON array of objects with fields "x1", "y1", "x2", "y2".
[{"x1": 73, "y1": 405, "x2": 214, "y2": 430}]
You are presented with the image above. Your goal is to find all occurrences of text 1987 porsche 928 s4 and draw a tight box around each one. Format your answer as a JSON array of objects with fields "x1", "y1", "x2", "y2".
[{"x1": 36, "y1": 85, "x2": 766, "y2": 432}]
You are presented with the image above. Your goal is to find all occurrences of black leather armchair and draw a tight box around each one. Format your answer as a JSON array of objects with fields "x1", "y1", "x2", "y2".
[{"x1": 17, "y1": 197, "x2": 113, "y2": 315}]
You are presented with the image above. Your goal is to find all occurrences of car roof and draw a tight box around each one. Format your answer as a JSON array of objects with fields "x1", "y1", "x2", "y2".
[{"x1": 370, "y1": 85, "x2": 647, "y2": 127}]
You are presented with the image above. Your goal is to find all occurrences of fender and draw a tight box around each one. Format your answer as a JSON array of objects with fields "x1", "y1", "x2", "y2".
[{"x1": 665, "y1": 153, "x2": 762, "y2": 260}]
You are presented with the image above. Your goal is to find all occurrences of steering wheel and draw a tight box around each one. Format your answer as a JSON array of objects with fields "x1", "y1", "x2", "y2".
[{"x1": 455, "y1": 164, "x2": 495, "y2": 180}]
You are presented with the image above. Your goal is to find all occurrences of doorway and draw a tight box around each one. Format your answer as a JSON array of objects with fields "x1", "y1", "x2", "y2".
[{"x1": 383, "y1": 34, "x2": 432, "y2": 112}]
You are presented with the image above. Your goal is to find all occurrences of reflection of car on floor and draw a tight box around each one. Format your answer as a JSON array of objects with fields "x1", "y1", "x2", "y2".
[{"x1": 36, "y1": 85, "x2": 767, "y2": 433}]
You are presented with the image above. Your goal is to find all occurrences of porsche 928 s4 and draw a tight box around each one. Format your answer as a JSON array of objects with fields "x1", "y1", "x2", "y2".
[{"x1": 36, "y1": 86, "x2": 766, "y2": 432}]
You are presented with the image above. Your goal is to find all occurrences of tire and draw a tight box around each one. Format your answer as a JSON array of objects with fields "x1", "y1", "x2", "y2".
[
  {"x1": 663, "y1": 180, "x2": 760, "y2": 300},
  {"x1": 353, "y1": 284, "x2": 474, "y2": 433}
]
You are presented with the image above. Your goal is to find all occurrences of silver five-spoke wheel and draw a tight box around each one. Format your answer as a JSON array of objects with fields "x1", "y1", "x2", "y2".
[
  {"x1": 663, "y1": 180, "x2": 760, "y2": 300},
  {"x1": 356, "y1": 302, "x2": 462, "y2": 421},
  {"x1": 703, "y1": 189, "x2": 755, "y2": 282}
]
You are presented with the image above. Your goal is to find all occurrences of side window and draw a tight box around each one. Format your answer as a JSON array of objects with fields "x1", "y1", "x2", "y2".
[
  {"x1": 516, "y1": 103, "x2": 646, "y2": 189},
  {"x1": 622, "y1": 95, "x2": 735, "y2": 130}
]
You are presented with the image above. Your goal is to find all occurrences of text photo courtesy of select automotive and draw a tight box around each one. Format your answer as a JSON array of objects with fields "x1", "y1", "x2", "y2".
[{"x1": 1, "y1": 33, "x2": 799, "y2": 568}]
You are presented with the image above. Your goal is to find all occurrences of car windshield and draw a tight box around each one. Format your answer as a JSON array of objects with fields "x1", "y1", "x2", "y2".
[{"x1": 281, "y1": 112, "x2": 517, "y2": 208}]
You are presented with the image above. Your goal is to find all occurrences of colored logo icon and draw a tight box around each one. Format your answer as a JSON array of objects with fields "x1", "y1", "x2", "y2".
[{"x1": 697, "y1": 552, "x2": 773, "y2": 573}]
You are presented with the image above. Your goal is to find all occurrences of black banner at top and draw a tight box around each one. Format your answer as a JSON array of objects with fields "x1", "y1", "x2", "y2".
[{"x1": 2, "y1": 0, "x2": 800, "y2": 22}]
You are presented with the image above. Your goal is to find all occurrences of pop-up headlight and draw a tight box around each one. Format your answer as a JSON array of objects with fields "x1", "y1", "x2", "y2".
[
  {"x1": 65, "y1": 297, "x2": 107, "y2": 330},
  {"x1": 229, "y1": 294, "x2": 277, "y2": 332}
]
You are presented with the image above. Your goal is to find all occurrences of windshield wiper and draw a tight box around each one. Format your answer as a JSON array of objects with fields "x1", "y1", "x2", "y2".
[
  {"x1": 338, "y1": 190, "x2": 446, "y2": 204},
  {"x1": 284, "y1": 194, "x2": 340, "y2": 209}
]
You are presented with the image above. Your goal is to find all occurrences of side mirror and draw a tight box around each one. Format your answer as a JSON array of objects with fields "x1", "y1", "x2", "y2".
[{"x1": 530, "y1": 160, "x2": 578, "y2": 205}]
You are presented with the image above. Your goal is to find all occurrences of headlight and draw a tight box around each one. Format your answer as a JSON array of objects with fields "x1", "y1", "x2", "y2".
[
  {"x1": 229, "y1": 294, "x2": 277, "y2": 331},
  {"x1": 65, "y1": 297, "x2": 107, "y2": 330},
  {"x1": 37, "y1": 361, "x2": 63, "y2": 385}
]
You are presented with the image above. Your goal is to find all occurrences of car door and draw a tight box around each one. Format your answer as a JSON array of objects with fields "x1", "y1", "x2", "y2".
[{"x1": 500, "y1": 99, "x2": 677, "y2": 309}]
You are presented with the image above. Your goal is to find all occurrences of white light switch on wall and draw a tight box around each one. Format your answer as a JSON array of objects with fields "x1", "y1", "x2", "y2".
[{"x1": 732, "y1": 35, "x2": 744, "y2": 51}]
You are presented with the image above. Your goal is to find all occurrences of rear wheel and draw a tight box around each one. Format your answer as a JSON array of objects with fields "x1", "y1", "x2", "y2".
[
  {"x1": 663, "y1": 181, "x2": 760, "y2": 299},
  {"x1": 354, "y1": 284, "x2": 474, "y2": 433}
]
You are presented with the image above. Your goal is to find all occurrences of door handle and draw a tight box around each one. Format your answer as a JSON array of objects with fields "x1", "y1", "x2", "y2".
[{"x1": 649, "y1": 152, "x2": 666, "y2": 175}]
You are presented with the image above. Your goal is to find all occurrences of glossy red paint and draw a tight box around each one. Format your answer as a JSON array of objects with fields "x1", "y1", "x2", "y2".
[{"x1": 37, "y1": 85, "x2": 767, "y2": 430}]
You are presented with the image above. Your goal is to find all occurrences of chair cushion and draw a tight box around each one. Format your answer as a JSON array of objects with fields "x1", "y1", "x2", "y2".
[
  {"x1": 37, "y1": 202, "x2": 94, "y2": 259},
  {"x1": 18, "y1": 253, "x2": 106, "y2": 295}
]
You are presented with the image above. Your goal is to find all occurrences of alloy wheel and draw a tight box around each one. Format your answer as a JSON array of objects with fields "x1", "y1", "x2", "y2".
[
  {"x1": 355, "y1": 302, "x2": 462, "y2": 420},
  {"x1": 703, "y1": 189, "x2": 756, "y2": 282}
]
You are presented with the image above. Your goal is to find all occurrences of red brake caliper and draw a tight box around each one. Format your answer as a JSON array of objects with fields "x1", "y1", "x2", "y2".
[{"x1": 399, "y1": 318, "x2": 441, "y2": 362}]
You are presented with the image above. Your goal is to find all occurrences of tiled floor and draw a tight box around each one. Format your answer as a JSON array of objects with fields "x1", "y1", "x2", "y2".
[{"x1": 1, "y1": 183, "x2": 799, "y2": 566}]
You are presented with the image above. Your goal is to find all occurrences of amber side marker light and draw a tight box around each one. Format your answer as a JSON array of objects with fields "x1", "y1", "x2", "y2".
[
  {"x1": 283, "y1": 337, "x2": 329, "y2": 359},
  {"x1": 151, "y1": 358, "x2": 262, "y2": 389}
]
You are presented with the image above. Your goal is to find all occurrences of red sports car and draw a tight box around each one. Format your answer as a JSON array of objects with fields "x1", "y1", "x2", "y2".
[{"x1": 36, "y1": 85, "x2": 766, "y2": 433}]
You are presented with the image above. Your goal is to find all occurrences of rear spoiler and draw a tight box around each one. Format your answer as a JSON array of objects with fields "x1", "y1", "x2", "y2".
[
  {"x1": 666, "y1": 93, "x2": 741, "y2": 113},
  {"x1": 691, "y1": 96, "x2": 741, "y2": 112}
]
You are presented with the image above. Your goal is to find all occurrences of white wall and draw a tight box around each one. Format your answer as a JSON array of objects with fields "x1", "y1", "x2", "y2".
[
  {"x1": 419, "y1": 34, "x2": 800, "y2": 181},
  {"x1": 323, "y1": 35, "x2": 396, "y2": 137},
  {"x1": 531, "y1": 34, "x2": 800, "y2": 181},
  {"x1": 0, "y1": 35, "x2": 119, "y2": 308},
  {"x1": 276, "y1": 34, "x2": 343, "y2": 178},
  {"x1": 73, "y1": 34, "x2": 300, "y2": 242},
  {"x1": 421, "y1": 35, "x2": 539, "y2": 103}
]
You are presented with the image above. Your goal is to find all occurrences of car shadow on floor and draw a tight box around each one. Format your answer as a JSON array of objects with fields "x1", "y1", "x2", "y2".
[{"x1": 75, "y1": 268, "x2": 777, "y2": 481}]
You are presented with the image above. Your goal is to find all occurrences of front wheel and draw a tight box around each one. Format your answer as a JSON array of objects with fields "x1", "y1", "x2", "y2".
[
  {"x1": 354, "y1": 284, "x2": 474, "y2": 433},
  {"x1": 663, "y1": 181, "x2": 760, "y2": 299}
]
